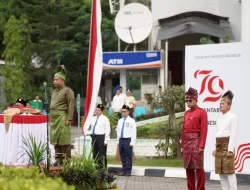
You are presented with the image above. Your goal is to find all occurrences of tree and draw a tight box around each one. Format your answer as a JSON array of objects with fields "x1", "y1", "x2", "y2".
[
  {"x1": 146, "y1": 85, "x2": 185, "y2": 158},
  {"x1": 1, "y1": 14, "x2": 33, "y2": 103},
  {"x1": 0, "y1": 0, "x2": 118, "y2": 100},
  {"x1": 200, "y1": 35, "x2": 230, "y2": 44}
]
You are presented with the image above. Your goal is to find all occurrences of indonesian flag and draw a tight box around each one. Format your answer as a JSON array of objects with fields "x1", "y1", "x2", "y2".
[{"x1": 82, "y1": 0, "x2": 103, "y2": 134}]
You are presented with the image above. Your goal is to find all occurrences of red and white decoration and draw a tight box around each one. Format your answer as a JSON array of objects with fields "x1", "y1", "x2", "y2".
[
  {"x1": 0, "y1": 115, "x2": 55, "y2": 165},
  {"x1": 185, "y1": 42, "x2": 250, "y2": 174},
  {"x1": 83, "y1": 0, "x2": 103, "y2": 134}
]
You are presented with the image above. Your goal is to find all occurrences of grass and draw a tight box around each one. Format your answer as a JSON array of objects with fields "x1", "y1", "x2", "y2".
[{"x1": 107, "y1": 156, "x2": 183, "y2": 168}]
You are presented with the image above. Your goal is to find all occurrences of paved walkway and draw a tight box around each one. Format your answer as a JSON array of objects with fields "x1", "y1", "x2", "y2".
[{"x1": 116, "y1": 176, "x2": 250, "y2": 190}]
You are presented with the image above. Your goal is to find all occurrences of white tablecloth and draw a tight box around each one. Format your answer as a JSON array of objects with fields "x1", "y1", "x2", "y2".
[{"x1": 0, "y1": 115, "x2": 55, "y2": 165}]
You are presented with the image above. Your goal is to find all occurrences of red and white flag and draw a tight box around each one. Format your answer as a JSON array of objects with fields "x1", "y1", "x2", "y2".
[{"x1": 83, "y1": 0, "x2": 103, "y2": 134}]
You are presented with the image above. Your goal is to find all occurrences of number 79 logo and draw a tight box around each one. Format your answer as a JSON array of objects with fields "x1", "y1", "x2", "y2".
[{"x1": 194, "y1": 70, "x2": 224, "y2": 102}]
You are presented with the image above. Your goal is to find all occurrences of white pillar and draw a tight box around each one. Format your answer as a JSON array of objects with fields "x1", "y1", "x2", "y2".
[
  {"x1": 120, "y1": 69, "x2": 126, "y2": 93},
  {"x1": 160, "y1": 50, "x2": 165, "y2": 91},
  {"x1": 241, "y1": 0, "x2": 250, "y2": 42},
  {"x1": 165, "y1": 41, "x2": 169, "y2": 88}
]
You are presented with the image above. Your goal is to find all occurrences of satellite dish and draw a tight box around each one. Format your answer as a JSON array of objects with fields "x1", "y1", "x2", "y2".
[{"x1": 115, "y1": 3, "x2": 153, "y2": 44}]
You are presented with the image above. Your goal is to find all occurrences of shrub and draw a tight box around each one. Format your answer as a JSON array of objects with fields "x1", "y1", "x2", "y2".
[
  {"x1": 134, "y1": 111, "x2": 168, "y2": 122},
  {"x1": 61, "y1": 156, "x2": 99, "y2": 190},
  {"x1": 0, "y1": 165, "x2": 74, "y2": 190},
  {"x1": 137, "y1": 125, "x2": 151, "y2": 137},
  {"x1": 61, "y1": 155, "x2": 117, "y2": 190}
]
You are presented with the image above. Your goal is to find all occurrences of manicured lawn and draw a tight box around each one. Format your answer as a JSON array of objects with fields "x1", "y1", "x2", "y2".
[{"x1": 107, "y1": 156, "x2": 183, "y2": 168}]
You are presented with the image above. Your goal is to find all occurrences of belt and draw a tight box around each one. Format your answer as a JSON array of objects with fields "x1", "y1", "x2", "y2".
[
  {"x1": 91, "y1": 134, "x2": 105, "y2": 138},
  {"x1": 120, "y1": 137, "x2": 131, "y2": 139}
]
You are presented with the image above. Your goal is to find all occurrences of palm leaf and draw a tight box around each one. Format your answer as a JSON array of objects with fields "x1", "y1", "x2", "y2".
[{"x1": 18, "y1": 133, "x2": 47, "y2": 166}]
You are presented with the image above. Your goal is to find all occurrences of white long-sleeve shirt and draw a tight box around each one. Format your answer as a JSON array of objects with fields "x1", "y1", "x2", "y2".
[
  {"x1": 90, "y1": 114, "x2": 111, "y2": 144},
  {"x1": 215, "y1": 111, "x2": 238, "y2": 152},
  {"x1": 111, "y1": 94, "x2": 125, "y2": 112},
  {"x1": 116, "y1": 116, "x2": 137, "y2": 146}
]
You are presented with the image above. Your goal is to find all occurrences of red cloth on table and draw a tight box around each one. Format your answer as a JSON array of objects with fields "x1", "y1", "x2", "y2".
[{"x1": 0, "y1": 115, "x2": 48, "y2": 124}]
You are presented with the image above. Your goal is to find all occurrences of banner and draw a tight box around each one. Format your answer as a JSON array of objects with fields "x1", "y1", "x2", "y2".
[
  {"x1": 103, "y1": 51, "x2": 161, "y2": 69},
  {"x1": 185, "y1": 42, "x2": 250, "y2": 174}
]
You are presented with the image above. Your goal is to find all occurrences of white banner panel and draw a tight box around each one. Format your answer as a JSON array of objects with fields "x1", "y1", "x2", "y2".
[{"x1": 185, "y1": 42, "x2": 250, "y2": 174}]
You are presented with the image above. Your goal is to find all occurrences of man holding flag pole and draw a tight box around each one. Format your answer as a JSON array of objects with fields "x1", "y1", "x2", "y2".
[{"x1": 82, "y1": 0, "x2": 104, "y2": 158}]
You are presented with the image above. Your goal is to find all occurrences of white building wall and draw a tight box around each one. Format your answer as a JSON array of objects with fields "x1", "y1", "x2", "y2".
[
  {"x1": 151, "y1": 0, "x2": 241, "y2": 46},
  {"x1": 218, "y1": 0, "x2": 241, "y2": 42}
]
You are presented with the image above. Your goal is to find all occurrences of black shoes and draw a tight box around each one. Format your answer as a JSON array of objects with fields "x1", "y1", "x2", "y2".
[{"x1": 118, "y1": 172, "x2": 131, "y2": 177}]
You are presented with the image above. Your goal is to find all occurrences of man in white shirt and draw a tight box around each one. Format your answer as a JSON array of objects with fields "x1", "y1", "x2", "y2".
[
  {"x1": 112, "y1": 89, "x2": 125, "y2": 119},
  {"x1": 90, "y1": 104, "x2": 111, "y2": 169},
  {"x1": 116, "y1": 105, "x2": 137, "y2": 176},
  {"x1": 119, "y1": 86, "x2": 126, "y2": 99},
  {"x1": 212, "y1": 90, "x2": 238, "y2": 190}
]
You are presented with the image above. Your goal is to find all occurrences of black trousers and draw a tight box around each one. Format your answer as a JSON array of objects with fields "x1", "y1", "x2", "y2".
[
  {"x1": 91, "y1": 134, "x2": 107, "y2": 169},
  {"x1": 129, "y1": 108, "x2": 134, "y2": 118},
  {"x1": 54, "y1": 144, "x2": 71, "y2": 163},
  {"x1": 119, "y1": 138, "x2": 132, "y2": 175}
]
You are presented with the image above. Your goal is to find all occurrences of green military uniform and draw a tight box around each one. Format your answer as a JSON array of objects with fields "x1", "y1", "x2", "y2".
[{"x1": 50, "y1": 65, "x2": 75, "y2": 164}]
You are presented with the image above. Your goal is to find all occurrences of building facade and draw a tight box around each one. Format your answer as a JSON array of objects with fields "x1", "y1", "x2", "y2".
[{"x1": 102, "y1": 0, "x2": 249, "y2": 104}]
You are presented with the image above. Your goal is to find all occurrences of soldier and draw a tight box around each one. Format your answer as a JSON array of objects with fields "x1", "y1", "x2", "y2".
[{"x1": 50, "y1": 65, "x2": 75, "y2": 166}]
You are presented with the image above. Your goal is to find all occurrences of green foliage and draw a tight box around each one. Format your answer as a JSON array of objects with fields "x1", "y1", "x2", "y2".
[
  {"x1": 61, "y1": 153, "x2": 117, "y2": 190},
  {"x1": 0, "y1": 166, "x2": 74, "y2": 190},
  {"x1": 137, "y1": 125, "x2": 151, "y2": 138},
  {"x1": 103, "y1": 110, "x2": 117, "y2": 127},
  {"x1": 135, "y1": 111, "x2": 168, "y2": 122},
  {"x1": 0, "y1": 0, "x2": 118, "y2": 100},
  {"x1": 0, "y1": 14, "x2": 33, "y2": 103},
  {"x1": 19, "y1": 134, "x2": 47, "y2": 167},
  {"x1": 61, "y1": 156, "x2": 99, "y2": 190},
  {"x1": 98, "y1": 168, "x2": 117, "y2": 190},
  {"x1": 200, "y1": 35, "x2": 230, "y2": 44},
  {"x1": 145, "y1": 85, "x2": 185, "y2": 115},
  {"x1": 200, "y1": 37, "x2": 215, "y2": 44},
  {"x1": 151, "y1": 117, "x2": 184, "y2": 158},
  {"x1": 161, "y1": 85, "x2": 185, "y2": 113}
]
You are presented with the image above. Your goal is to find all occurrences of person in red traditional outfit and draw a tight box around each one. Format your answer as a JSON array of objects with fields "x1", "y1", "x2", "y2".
[{"x1": 181, "y1": 87, "x2": 208, "y2": 190}]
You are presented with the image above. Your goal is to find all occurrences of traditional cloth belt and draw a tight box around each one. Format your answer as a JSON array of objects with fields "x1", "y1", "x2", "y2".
[
  {"x1": 215, "y1": 136, "x2": 235, "y2": 174},
  {"x1": 50, "y1": 110, "x2": 67, "y2": 115},
  {"x1": 183, "y1": 132, "x2": 204, "y2": 169}
]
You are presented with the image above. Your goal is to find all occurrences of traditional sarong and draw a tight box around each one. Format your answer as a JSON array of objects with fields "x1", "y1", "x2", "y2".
[
  {"x1": 215, "y1": 137, "x2": 235, "y2": 174},
  {"x1": 50, "y1": 110, "x2": 71, "y2": 145},
  {"x1": 183, "y1": 132, "x2": 204, "y2": 169}
]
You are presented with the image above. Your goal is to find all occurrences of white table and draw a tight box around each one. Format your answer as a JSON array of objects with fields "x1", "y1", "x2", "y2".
[{"x1": 0, "y1": 114, "x2": 55, "y2": 165}]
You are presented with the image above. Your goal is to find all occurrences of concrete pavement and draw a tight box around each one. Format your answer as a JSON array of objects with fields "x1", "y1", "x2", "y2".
[{"x1": 116, "y1": 176, "x2": 250, "y2": 190}]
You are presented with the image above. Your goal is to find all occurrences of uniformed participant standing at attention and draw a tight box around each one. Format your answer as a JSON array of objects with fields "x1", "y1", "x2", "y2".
[
  {"x1": 213, "y1": 90, "x2": 238, "y2": 190},
  {"x1": 181, "y1": 87, "x2": 208, "y2": 190},
  {"x1": 124, "y1": 89, "x2": 136, "y2": 118},
  {"x1": 90, "y1": 104, "x2": 111, "y2": 169},
  {"x1": 117, "y1": 105, "x2": 137, "y2": 176},
  {"x1": 50, "y1": 65, "x2": 75, "y2": 166}
]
